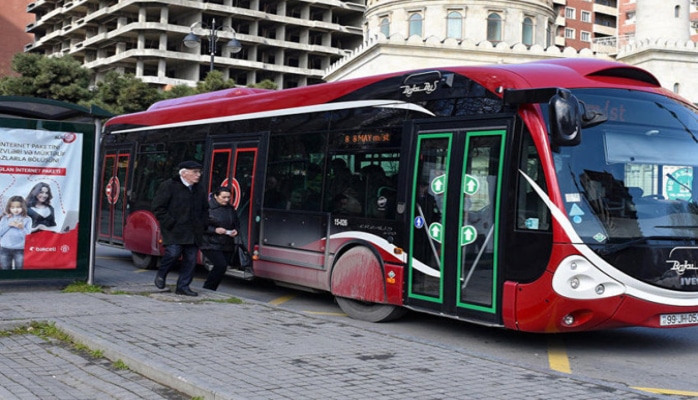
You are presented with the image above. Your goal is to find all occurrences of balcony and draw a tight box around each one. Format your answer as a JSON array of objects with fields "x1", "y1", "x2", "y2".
[
  {"x1": 593, "y1": 3, "x2": 617, "y2": 17},
  {"x1": 593, "y1": 23, "x2": 616, "y2": 36}
]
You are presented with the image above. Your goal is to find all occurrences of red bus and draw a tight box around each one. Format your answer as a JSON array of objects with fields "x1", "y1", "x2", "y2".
[{"x1": 99, "y1": 59, "x2": 698, "y2": 332}]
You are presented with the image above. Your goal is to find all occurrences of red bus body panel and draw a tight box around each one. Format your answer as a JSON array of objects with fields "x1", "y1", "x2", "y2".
[{"x1": 123, "y1": 210, "x2": 162, "y2": 256}]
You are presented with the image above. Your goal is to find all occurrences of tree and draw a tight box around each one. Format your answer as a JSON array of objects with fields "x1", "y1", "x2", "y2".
[
  {"x1": 248, "y1": 79, "x2": 278, "y2": 90},
  {"x1": 162, "y1": 84, "x2": 197, "y2": 100},
  {"x1": 0, "y1": 53, "x2": 91, "y2": 103},
  {"x1": 196, "y1": 70, "x2": 236, "y2": 93},
  {"x1": 91, "y1": 71, "x2": 162, "y2": 114},
  {"x1": 0, "y1": 53, "x2": 281, "y2": 114}
]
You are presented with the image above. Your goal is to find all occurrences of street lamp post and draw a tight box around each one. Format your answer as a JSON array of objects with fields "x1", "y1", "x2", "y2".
[{"x1": 183, "y1": 18, "x2": 242, "y2": 72}]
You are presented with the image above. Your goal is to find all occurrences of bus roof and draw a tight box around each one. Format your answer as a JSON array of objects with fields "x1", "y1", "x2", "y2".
[{"x1": 105, "y1": 58, "x2": 665, "y2": 132}]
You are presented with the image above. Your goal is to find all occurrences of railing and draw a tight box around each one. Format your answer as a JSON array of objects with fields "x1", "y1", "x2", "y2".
[{"x1": 592, "y1": 34, "x2": 634, "y2": 54}]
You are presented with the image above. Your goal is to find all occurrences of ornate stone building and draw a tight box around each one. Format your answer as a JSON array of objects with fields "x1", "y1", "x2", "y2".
[
  {"x1": 326, "y1": 1, "x2": 609, "y2": 80},
  {"x1": 324, "y1": 0, "x2": 698, "y2": 104}
]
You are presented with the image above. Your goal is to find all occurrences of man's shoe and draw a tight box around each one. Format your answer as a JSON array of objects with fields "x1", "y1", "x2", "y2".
[
  {"x1": 175, "y1": 288, "x2": 198, "y2": 297},
  {"x1": 154, "y1": 275, "x2": 166, "y2": 289}
]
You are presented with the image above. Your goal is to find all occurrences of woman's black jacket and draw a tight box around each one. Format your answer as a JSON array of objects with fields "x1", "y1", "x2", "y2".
[{"x1": 199, "y1": 197, "x2": 240, "y2": 251}]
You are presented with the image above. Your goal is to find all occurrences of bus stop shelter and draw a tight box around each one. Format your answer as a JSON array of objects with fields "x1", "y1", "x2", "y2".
[{"x1": 0, "y1": 96, "x2": 112, "y2": 284}]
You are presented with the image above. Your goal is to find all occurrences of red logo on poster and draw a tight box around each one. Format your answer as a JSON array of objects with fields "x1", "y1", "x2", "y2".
[
  {"x1": 62, "y1": 132, "x2": 77, "y2": 144},
  {"x1": 105, "y1": 176, "x2": 120, "y2": 205}
]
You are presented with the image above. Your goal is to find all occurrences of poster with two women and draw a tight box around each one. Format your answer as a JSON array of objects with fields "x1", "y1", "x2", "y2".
[{"x1": 0, "y1": 127, "x2": 82, "y2": 270}]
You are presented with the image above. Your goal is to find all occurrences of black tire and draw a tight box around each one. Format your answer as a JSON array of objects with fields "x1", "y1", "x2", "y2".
[
  {"x1": 335, "y1": 296, "x2": 407, "y2": 323},
  {"x1": 131, "y1": 252, "x2": 157, "y2": 270}
]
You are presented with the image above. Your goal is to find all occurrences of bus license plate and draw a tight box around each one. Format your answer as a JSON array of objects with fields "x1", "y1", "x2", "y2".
[{"x1": 660, "y1": 312, "x2": 698, "y2": 326}]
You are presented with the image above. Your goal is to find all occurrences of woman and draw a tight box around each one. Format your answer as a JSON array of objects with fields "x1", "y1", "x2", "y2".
[
  {"x1": 26, "y1": 182, "x2": 57, "y2": 231},
  {"x1": 200, "y1": 186, "x2": 241, "y2": 291}
]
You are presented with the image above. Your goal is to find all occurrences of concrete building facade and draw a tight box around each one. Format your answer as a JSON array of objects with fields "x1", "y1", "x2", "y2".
[{"x1": 22, "y1": 0, "x2": 366, "y2": 89}]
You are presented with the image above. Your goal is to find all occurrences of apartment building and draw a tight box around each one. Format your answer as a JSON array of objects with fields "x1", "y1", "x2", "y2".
[
  {"x1": 0, "y1": 0, "x2": 33, "y2": 76},
  {"x1": 552, "y1": 0, "x2": 619, "y2": 51},
  {"x1": 22, "y1": 0, "x2": 365, "y2": 89}
]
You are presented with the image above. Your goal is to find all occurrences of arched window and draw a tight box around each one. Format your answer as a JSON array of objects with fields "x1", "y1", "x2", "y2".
[
  {"x1": 673, "y1": 82, "x2": 680, "y2": 94},
  {"x1": 675, "y1": 5, "x2": 681, "y2": 18},
  {"x1": 522, "y1": 17, "x2": 533, "y2": 45},
  {"x1": 379, "y1": 17, "x2": 390, "y2": 37},
  {"x1": 408, "y1": 13, "x2": 423, "y2": 37},
  {"x1": 487, "y1": 13, "x2": 502, "y2": 43},
  {"x1": 446, "y1": 11, "x2": 463, "y2": 39}
]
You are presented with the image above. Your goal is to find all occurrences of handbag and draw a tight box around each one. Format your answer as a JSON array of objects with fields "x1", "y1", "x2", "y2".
[{"x1": 233, "y1": 236, "x2": 252, "y2": 269}]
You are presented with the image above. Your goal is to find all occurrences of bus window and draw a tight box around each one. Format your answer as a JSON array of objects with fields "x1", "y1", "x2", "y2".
[
  {"x1": 131, "y1": 152, "x2": 166, "y2": 211},
  {"x1": 516, "y1": 134, "x2": 550, "y2": 231},
  {"x1": 326, "y1": 156, "x2": 362, "y2": 215},
  {"x1": 265, "y1": 131, "x2": 326, "y2": 211},
  {"x1": 209, "y1": 149, "x2": 232, "y2": 192},
  {"x1": 324, "y1": 152, "x2": 400, "y2": 218},
  {"x1": 131, "y1": 140, "x2": 205, "y2": 211}
]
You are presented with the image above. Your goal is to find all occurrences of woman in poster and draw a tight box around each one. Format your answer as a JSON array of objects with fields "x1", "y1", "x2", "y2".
[
  {"x1": 26, "y1": 182, "x2": 57, "y2": 231},
  {"x1": 0, "y1": 196, "x2": 33, "y2": 269}
]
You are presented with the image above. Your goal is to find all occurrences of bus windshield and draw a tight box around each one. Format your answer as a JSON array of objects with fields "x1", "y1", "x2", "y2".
[{"x1": 552, "y1": 89, "x2": 698, "y2": 288}]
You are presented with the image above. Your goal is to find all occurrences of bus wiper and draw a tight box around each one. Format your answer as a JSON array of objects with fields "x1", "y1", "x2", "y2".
[
  {"x1": 597, "y1": 236, "x2": 677, "y2": 256},
  {"x1": 654, "y1": 101, "x2": 698, "y2": 144}
]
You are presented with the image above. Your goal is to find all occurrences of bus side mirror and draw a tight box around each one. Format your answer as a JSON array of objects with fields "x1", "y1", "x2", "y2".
[{"x1": 549, "y1": 89, "x2": 582, "y2": 146}]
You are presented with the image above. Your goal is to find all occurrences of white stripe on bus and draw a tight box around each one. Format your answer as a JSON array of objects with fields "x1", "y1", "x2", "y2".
[{"x1": 110, "y1": 100, "x2": 434, "y2": 134}]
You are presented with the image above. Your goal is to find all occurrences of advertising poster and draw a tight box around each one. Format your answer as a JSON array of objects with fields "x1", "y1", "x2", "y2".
[{"x1": 0, "y1": 128, "x2": 82, "y2": 270}]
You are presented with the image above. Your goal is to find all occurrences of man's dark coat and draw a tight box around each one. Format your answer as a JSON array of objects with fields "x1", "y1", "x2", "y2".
[{"x1": 152, "y1": 176, "x2": 208, "y2": 245}]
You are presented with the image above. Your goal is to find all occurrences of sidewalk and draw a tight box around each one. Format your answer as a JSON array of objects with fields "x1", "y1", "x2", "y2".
[{"x1": 0, "y1": 281, "x2": 674, "y2": 400}]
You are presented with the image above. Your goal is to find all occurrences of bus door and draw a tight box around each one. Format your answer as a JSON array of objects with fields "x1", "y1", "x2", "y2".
[
  {"x1": 98, "y1": 145, "x2": 132, "y2": 245},
  {"x1": 406, "y1": 120, "x2": 507, "y2": 324},
  {"x1": 207, "y1": 137, "x2": 261, "y2": 248}
]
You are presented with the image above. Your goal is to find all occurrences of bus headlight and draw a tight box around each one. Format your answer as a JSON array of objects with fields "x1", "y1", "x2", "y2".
[
  {"x1": 552, "y1": 256, "x2": 625, "y2": 300},
  {"x1": 570, "y1": 277, "x2": 580, "y2": 289},
  {"x1": 595, "y1": 284, "x2": 605, "y2": 295}
]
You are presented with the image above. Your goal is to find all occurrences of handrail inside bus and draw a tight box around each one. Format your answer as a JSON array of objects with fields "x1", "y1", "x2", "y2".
[{"x1": 109, "y1": 100, "x2": 435, "y2": 134}]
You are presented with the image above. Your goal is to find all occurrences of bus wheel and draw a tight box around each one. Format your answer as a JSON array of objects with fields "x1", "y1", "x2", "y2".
[
  {"x1": 335, "y1": 296, "x2": 406, "y2": 323},
  {"x1": 131, "y1": 252, "x2": 157, "y2": 270}
]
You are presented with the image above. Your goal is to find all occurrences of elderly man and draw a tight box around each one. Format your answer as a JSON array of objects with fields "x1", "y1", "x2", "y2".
[{"x1": 152, "y1": 160, "x2": 208, "y2": 296}]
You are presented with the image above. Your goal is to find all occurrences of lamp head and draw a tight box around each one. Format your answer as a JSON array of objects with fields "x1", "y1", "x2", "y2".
[
  {"x1": 225, "y1": 38, "x2": 242, "y2": 54},
  {"x1": 183, "y1": 32, "x2": 201, "y2": 48}
]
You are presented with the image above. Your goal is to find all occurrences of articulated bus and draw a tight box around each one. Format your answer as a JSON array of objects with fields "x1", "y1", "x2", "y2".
[{"x1": 99, "y1": 59, "x2": 698, "y2": 332}]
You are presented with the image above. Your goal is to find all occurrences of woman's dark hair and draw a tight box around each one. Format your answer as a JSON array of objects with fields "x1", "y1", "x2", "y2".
[
  {"x1": 213, "y1": 186, "x2": 232, "y2": 196},
  {"x1": 26, "y1": 182, "x2": 53, "y2": 207}
]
